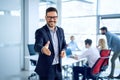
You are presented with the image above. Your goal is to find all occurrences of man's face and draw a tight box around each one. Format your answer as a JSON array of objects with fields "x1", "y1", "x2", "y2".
[
  {"x1": 85, "y1": 44, "x2": 89, "y2": 48},
  {"x1": 101, "y1": 30, "x2": 106, "y2": 35},
  {"x1": 71, "y1": 36, "x2": 75, "y2": 41},
  {"x1": 45, "y1": 11, "x2": 58, "y2": 28}
]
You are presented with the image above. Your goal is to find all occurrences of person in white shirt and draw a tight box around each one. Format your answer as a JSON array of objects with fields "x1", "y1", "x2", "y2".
[{"x1": 72, "y1": 39, "x2": 100, "y2": 80}]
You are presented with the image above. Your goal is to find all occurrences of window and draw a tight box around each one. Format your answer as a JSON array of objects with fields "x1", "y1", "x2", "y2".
[
  {"x1": 61, "y1": 0, "x2": 97, "y2": 47},
  {"x1": 99, "y1": 0, "x2": 120, "y2": 15},
  {"x1": 38, "y1": 0, "x2": 57, "y2": 27}
]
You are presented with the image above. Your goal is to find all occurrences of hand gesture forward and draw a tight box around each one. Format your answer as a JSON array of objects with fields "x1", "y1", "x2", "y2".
[{"x1": 42, "y1": 41, "x2": 51, "y2": 56}]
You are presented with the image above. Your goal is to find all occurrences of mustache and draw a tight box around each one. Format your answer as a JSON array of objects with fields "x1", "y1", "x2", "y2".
[{"x1": 49, "y1": 21, "x2": 55, "y2": 22}]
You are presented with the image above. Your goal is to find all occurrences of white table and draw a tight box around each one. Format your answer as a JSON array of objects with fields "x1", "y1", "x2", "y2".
[
  {"x1": 25, "y1": 54, "x2": 86, "y2": 79},
  {"x1": 25, "y1": 55, "x2": 85, "y2": 66},
  {"x1": 72, "y1": 50, "x2": 82, "y2": 55}
]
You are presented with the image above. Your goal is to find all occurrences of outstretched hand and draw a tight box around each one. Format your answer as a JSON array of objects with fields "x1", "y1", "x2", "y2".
[
  {"x1": 42, "y1": 41, "x2": 51, "y2": 56},
  {"x1": 60, "y1": 50, "x2": 66, "y2": 58}
]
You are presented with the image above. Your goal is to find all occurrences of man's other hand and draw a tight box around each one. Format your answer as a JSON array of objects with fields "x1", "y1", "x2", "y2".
[{"x1": 60, "y1": 50, "x2": 66, "y2": 58}]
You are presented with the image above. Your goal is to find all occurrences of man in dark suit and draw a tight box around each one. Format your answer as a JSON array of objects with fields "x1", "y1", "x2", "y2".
[{"x1": 34, "y1": 7, "x2": 67, "y2": 80}]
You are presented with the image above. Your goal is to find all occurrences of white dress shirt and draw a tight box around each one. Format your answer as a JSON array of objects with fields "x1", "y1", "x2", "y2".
[{"x1": 78, "y1": 47, "x2": 100, "y2": 68}]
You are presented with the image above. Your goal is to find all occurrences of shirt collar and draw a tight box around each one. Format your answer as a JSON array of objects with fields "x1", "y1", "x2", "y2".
[{"x1": 47, "y1": 24, "x2": 57, "y2": 32}]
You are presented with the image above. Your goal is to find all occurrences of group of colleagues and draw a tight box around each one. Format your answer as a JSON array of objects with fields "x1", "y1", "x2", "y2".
[{"x1": 34, "y1": 7, "x2": 120, "y2": 80}]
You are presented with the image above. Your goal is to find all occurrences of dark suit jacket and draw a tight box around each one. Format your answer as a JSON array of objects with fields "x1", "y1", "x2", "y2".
[{"x1": 34, "y1": 25, "x2": 66, "y2": 76}]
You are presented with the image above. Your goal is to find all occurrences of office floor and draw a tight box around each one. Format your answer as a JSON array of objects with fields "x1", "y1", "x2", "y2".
[
  {"x1": 5, "y1": 62, "x2": 120, "y2": 80},
  {"x1": 4, "y1": 55, "x2": 120, "y2": 80},
  {"x1": 5, "y1": 69, "x2": 120, "y2": 80}
]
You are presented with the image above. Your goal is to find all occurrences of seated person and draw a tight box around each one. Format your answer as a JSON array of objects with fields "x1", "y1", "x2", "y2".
[
  {"x1": 72, "y1": 39, "x2": 100, "y2": 80},
  {"x1": 97, "y1": 38, "x2": 108, "y2": 51},
  {"x1": 67, "y1": 35, "x2": 80, "y2": 51}
]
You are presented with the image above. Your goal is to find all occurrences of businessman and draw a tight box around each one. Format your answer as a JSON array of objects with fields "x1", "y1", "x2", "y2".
[
  {"x1": 34, "y1": 7, "x2": 67, "y2": 80},
  {"x1": 100, "y1": 26, "x2": 120, "y2": 79}
]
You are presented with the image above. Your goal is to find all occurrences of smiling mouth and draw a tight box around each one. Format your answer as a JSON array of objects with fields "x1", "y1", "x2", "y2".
[{"x1": 49, "y1": 21, "x2": 55, "y2": 23}]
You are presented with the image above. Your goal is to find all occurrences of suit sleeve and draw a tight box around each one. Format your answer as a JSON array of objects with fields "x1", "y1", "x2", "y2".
[
  {"x1": 34, "y1": 29, "x2": 44, "y2": 53},
  {"x1": 106, "y1": 32, "x2": 113, "y2": 48},
  {"x1": 61, "y1": 28, "x2": 67, "y2": 50}
]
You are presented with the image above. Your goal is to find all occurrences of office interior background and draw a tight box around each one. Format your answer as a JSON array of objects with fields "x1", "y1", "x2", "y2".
[{"x1": 0, "y1": 0, "x2": 120, "y2": 79}]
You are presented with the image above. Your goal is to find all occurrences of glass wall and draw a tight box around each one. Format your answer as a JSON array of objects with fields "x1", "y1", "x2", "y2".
[
  {"x1": 61, "y1": 0, "x2": 97, "y2": 48},
  {"x1": 99, "y1": 0, "x2": 120, "y2": 37},
  {"x1": 0, "y1": 0, "x2": 21, "y2": 79},
  {"x1": 100, "y1": 18, "x2": 120, "y2": 33}
]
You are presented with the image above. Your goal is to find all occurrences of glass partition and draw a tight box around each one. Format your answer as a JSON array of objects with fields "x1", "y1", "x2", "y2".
[{"x1": 0, "y1": 0, "x2": 21, "y2": 79}]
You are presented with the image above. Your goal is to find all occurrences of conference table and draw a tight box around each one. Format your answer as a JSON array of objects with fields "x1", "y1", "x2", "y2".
[
  {"x1": 25, "y1": 51, "x2": 86, "y2": 79},
  {"x1": 25, "y1": 50, "x2": 86, "y2": 66},
  {"x1": 25, "y1": 55, "x2": 85, "y2": 66}
]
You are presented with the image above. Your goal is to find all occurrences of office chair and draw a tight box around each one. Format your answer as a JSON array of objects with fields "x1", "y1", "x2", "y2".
[
  {"x1": 28, "y1": 44, "x2": 37, "y2": 66},
  {"x1": 28, "y1": 44, "x2": 38, "y2": 80},
  {"x1": 84, "y1": 56, "x2": 110, "y2": 80},
  {"x1": 100, "y1": 49, "x2": 111, "y2": 57},
  {"x1": 66, "y1": 48, "x2": 72, "y2": 57},
  {"x1": 100, "y1": 49, "x2": 111, "y2": 71}
]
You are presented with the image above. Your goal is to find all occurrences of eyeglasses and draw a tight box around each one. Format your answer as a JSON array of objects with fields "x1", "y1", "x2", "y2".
[{"x1": 46, "y1": 16, "x2": 58, "y2": 20}]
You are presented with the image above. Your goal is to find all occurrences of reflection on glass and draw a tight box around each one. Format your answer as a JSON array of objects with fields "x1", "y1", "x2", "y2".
[
  {"x1": 0, "y1": 11, "x2": 4, "y2": 15},
  {"x1": 11, "y1": 10, "x2": 20, "y2": 16}
]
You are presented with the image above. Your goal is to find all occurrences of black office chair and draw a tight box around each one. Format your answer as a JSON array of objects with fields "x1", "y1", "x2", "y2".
[
  {"x1": 66, "y1": 48, "x2": 72, "y2": 57},
  {"x1": 28, "y1": 44, "x2": 37, "y2": 66},
  {"x1": 28, "y1": 44, "x2": 38, "y2": 80}
]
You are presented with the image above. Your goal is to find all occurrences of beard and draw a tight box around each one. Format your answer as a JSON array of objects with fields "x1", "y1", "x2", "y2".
[
  {"x1": 48, "y1": 21, "x2": 56, "y2": 28},
  {"x1": 101, "y1": 33, "x2": 105, "y2": 35}
]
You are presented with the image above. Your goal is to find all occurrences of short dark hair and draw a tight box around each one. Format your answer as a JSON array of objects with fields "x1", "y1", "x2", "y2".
[
  {"x1": 46, "y1": 7, "x2": 58, "y2": 15},
  {"x1": 85, "y1": 39, "x2": 92, "y2": 45},
  {"x1": 100, "y1": 26, "x2": 107, "y2": 31}
]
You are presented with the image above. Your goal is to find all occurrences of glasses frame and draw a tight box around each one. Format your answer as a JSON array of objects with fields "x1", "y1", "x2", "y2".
[{"x1": 46, "y1": 16, "x2": 58, "y2": 20}]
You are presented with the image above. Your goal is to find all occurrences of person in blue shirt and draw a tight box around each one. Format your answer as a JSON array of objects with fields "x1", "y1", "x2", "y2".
[
  {"x1": 67, "y1": 35, "x2": 80, "y2": 51},
  {"x1": 100, "y1": 26, "x2": 120, "y2": 79}
]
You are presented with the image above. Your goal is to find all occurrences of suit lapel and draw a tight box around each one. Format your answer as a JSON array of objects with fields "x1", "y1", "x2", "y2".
[
  {"x1": 56, "y1": 27, "x2": 61, "y2": 52},
  {"x1": 44, "y1": 25, "x2": 56, "y2": 54},
  {"x1": 44, "y1": 25, "x2": 61, "y2": 53},
  {"x1": 44, "y1": 25, "x2": 53, "y2": 45}
]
